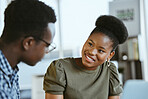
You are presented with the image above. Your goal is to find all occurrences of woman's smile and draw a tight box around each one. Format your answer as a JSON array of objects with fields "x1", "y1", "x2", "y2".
[{"x1": 85, "y1": 54, "x2": 95, "y2": 63}]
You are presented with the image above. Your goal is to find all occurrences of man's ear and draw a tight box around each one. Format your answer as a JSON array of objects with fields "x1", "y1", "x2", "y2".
[
  {"x1": 107, "y1": 51, "x2": 115, "y2": 61},
  {"x1": 22, "y1": 37, "x2": 34, "y2": 50}
]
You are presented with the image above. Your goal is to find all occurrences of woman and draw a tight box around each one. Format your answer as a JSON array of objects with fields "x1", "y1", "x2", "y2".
[{"x1": 43, "y1": 15, "x2": 128, "y2": 99}]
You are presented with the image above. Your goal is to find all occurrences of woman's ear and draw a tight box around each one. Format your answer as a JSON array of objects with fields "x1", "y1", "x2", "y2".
[
  {"x1": 22, "y1": 37, "x2": 35, "y2": 50},
  {"x1": 107, "y1": 51, "x2": 115, "y2": 61}
]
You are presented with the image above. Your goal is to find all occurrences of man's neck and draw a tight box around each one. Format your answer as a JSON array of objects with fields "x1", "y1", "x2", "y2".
[{"x1": 0, "y1": 42, "x2": 21, "y2": 69}]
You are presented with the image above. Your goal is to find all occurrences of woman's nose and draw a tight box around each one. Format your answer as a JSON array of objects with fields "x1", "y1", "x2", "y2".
[{"x1": 89, "y1": 48, "x2": 98, "y2": 55}]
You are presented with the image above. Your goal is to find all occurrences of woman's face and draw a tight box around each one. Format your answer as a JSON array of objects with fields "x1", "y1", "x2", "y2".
[{"x1": 81, "y1": 32, "x2": 115, "y2": 70}]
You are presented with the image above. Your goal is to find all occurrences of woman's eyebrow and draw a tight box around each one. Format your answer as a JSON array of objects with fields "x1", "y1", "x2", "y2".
[
  {"x1": 89, "y1": 39, "x2": 94, "y2": 43},
  {"x1": 98, "y1": 46, "x2": 106, "y2": 50},
  {"x1": 89, "y1": 39, "x2": 106, "y2": 50}
]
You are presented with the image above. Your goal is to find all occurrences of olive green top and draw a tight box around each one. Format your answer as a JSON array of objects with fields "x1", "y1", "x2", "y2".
[{"x1": 43, "y1": 57, "x2": 122, "y2": 99}]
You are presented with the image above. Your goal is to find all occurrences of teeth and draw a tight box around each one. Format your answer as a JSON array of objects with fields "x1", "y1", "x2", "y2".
[{"x1": 86, "y1": 55, "x2": 94, "y2": 62}]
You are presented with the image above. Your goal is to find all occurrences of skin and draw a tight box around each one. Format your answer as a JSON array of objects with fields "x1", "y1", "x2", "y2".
[
  {"x1": 80, "y1": 32, "x2": 115, "y2": 70},
  {"x1": 45, "y1": 93, "x2": 63, "y2": 99},
  {"x1": 109, "y1": 96, "x2": 120, "y2": 99},
  {"x1": 45, "y1": 32, "x2": 120, "y2": 99},
  {"x1": 0, "y1": 23, "x2": 55, "y2": 69}
]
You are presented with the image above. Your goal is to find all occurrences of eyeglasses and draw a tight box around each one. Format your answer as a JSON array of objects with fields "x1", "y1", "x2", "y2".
[{"x1": 36, "y1": 38, "x2": 56, "y2": 53}]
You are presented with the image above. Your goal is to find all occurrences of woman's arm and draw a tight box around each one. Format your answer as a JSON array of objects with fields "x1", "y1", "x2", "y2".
[
  {"x1": 45, "y1": 93, "x2": 63, "y2": 99},
  {"x1": 108, "y1": 96, "x2": 120, "y2": 99}
]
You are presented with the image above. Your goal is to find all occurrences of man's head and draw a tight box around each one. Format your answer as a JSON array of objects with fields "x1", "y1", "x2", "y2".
[
  {"x1": 0, "y1": 0, "x2": 56, "y2": 66},
  {"x1": 1, "y1": 0, "x2": 56, "y2": 43}
]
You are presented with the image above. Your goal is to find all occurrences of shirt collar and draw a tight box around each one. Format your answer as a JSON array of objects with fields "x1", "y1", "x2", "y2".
[{"x1": 0, "y1": 50, "x2": 19, "y2": 76}]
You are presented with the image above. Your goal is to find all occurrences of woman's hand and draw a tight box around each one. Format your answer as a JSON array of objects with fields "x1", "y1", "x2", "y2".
[
  {"x1": 45, "y1": 93, "x2": 63, "y2": 99},
  {"x1": 108, "y1": 96, "x2": 120, "y2": 99}
]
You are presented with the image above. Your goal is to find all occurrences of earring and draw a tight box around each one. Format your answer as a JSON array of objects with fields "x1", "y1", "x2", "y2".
[{"x1": 107, "y1": 59, "x2": 110, "y2": 67}]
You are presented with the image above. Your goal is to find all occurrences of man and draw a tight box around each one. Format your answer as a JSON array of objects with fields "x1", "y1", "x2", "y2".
[{"x1": 0, "y1": 0, "x2": 56, "y2": 98}]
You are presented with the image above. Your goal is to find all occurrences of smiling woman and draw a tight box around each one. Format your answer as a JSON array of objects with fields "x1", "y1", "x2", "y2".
[
  {"x1": 81, "y1": 33, "x2": 114, "y2": 70},
  {"x1": 43, "y1": 15, "x2": 128, "y2": 99}
]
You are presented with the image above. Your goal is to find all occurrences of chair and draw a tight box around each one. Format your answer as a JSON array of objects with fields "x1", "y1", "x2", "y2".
[{"x1": 121, "y1": 80, "x2": 148, "y2": 99}]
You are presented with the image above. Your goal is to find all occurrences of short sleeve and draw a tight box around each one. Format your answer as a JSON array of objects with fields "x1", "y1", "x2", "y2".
[
  {"x1": 43, "y1": 60, "x2": 66, "y2": 95},
  {"x1": 109, "y1": 62, "x2": 123, "y2": 96}
]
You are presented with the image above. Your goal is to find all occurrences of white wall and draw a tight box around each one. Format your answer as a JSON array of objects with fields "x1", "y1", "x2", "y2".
[
  {"x1": 0, "y1": 0, "x2": 6, "y2": 36},
  {"x1": 60, "y1": 0, "x2": 109, "y2": 52},
  {"x1": 142, "y1": 0, "x2": 148, "y2": 81},
  {"x1": 0, "y1": 0, "x2": 11, "y2": 36}
]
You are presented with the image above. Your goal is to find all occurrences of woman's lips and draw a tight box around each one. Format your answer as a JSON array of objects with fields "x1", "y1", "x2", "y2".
[{"x1": 85, "y1": 55, "x2": 95, "y2": 63}]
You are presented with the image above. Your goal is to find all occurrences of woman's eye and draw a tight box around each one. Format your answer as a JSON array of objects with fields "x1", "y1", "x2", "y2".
[
  {"x1": 88, "y1": 42, "x2": 93, "y2": 47},
  {"x1": 98, "y1": 49, "x2": 105, "y2": 53}
]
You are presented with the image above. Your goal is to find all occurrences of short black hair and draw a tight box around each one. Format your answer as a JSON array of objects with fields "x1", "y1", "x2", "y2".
[
  {"x1": 1, "y1": 0, "x2": 56, "y2": 43},
  {"x1": 90, "y1": 15, "x2": 128, "y2": 51}
]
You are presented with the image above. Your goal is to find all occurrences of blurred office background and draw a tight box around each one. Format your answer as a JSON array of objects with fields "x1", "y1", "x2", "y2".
[{"x1": 1, "y1": 0, "x2": 148, "y2": 99}]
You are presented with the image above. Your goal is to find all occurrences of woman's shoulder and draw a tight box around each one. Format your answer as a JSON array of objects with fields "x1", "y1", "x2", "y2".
[
  {"x1": 102, "y1": 61, "x2": 119, "y2": 76},
  {"x1": 52, "y1": 57, "x2": 74, "y2": 64},
  {"x1": 103, "y1": 61, "x2": 117, "y2": 71},
  {"x1": 108, "y1": 62, "x2": 118, "y2": 72},
  {"x1": 105, "y1": 61, "x2": 120, "y2": 81},
  {"x1": 107, "y1": 62, "x2": 123, "y2": 96},
  {"x1": 50, "y1": 57, "x2": 75, "y2": 68}
]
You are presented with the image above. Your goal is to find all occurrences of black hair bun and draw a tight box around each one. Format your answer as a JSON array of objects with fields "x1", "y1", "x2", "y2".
[{"x1": 95, "y1": 15, "x2": 128, "y2": 44}]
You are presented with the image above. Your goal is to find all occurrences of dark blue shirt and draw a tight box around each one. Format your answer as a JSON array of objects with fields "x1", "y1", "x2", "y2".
[{"x1": 0, "y1": 50, "x2": 20, "y2": 99}]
